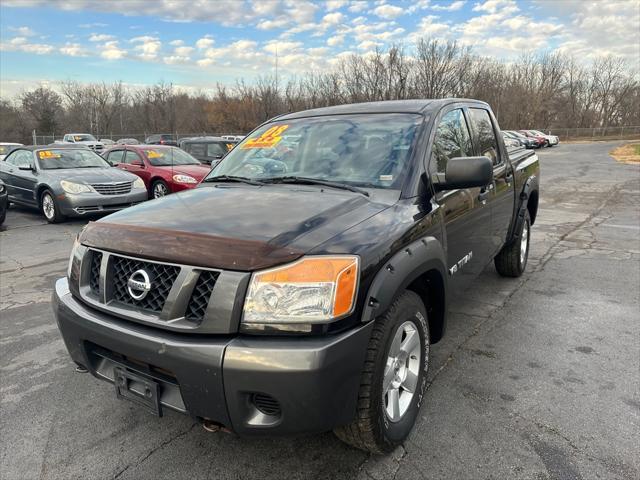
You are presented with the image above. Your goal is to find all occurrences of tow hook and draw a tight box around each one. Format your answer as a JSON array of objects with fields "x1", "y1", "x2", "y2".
[{"x1": 202, "y1": 419, "x2": 232, "y2": 434}]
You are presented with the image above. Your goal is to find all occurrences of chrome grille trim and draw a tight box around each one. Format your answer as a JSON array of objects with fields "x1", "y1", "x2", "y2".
[
  {"x1": 75, "y1": 248, "x2": 247, "y2": 334},
  {"x1": 90, "y1": 182, "x2": 133, "y2": 195}
]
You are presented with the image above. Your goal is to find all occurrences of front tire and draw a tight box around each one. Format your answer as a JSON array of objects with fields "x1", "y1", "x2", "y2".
[
  {"x1": 495, "y1": 210, "x2": 530, "y2": 277},
  {"x1": 41, "y1": 190, "x2": 65, "y2": 223},
  {"x1": 151, "y1": 180, "x2": 170, "y2": 199},
  {"x1": 334, "y1": 290, "x2": 430, "y2": 453}
]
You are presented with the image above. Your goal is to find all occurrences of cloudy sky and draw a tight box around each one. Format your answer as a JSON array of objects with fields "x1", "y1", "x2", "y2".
[{"x1": 0, "y1": 0, "x2": 638, "y2": 98}]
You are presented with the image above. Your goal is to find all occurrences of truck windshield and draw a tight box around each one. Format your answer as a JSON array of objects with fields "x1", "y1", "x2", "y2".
[
  {"x1": 207, "y1": 114, "x2": 422, "y2": 189},
  {"x1": 73, "y1": 134, "x2": 97, "y2": 142}
]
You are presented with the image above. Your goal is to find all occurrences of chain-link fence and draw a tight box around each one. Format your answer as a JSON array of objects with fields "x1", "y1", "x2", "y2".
[
  {"x1": 31, "y1": 126, "x2": 639, "y2": 146},
  {"x1": 543, "y1": 126, "x2": 640, "y2": 141},
  {"x1": 31, "y1": 132, "x2": 246, "y2": 146}
]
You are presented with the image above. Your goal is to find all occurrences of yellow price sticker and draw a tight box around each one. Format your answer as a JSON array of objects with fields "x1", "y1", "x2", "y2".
[
  {"x1": 226, "y1": 143, "x2": 235, "y2": 151},
  {"x1": 241, "y1": 125, "x2": 289, "y2": 149},
  {"x1": 146, "y1": 150, "x2": 164, "y2": 158},
  {"x1": 38, "y1": 150, "x2": 61, "y2": 159}
]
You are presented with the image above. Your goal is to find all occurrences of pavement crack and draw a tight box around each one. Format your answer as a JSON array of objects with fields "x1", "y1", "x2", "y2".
[{"x1": 112, "y1": 423, "x2": 197, "y2": 479}]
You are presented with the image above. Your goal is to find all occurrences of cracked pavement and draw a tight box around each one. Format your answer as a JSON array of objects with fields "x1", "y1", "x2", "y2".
[{"x1": 1, "y1": 142, "x2": 638, "y2": 479}]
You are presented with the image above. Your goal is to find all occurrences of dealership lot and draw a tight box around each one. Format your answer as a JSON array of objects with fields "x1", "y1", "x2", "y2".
[{"x1": 1, "y1": 142, "x2": 638, "y2": 479}]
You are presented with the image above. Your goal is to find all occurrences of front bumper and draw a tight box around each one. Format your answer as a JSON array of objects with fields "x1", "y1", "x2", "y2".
[
  {"x1": 53, "y1": 278, "x2": 372, "y2": 435},
  {"x1": 58, "y1": 190, "x2": 148, "y2": 216}
]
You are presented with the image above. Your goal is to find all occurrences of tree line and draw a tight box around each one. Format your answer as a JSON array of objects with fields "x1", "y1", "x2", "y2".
[{"x1": 1, "y1": 39, "x2": 638, "y2": 144}]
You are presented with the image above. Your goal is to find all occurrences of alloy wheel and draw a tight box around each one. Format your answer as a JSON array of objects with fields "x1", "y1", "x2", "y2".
[
  {"x1": 153, "y1": 183, "x2": 168, "y2": 198},
  {"x1": 383, "y1": 320, "x2": 422, "y2": 422},
  {"x1": 520, "y1": 221, "x2": 529, "y2": 265},
  {"x1": 42, "y1": 193, "x2": 55, "y2": 220}
]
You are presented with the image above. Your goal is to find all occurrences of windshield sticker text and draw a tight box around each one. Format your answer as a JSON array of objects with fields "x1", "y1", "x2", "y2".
[
  {"x1": 241, "y1": 125, "x2": 289, "y2": 149},
  {"x1": 146, "y1": 150, "x2": 163, "y2": 158},
  {"x1": 38, "y1": 150, "x2": 62, "y2": 159}
]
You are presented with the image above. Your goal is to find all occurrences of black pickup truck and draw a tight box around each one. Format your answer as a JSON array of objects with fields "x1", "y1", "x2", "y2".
[{"x1": 53, "y1": 99, "x2": 539, "y2": 453}]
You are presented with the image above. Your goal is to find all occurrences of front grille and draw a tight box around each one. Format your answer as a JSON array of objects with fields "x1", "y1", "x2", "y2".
[
  {"x1": 112, "y1": 256, "x2": 180, "y2": 312},
  {"x1": 252, "y1": 393, "x2": 281, "y2": 416},
  {"x1": 89, "y1": 251, "x2": 102, "y2": 295},
  {"x1": 185, "y1": 271, "x2": 219, "y2": 322},
  {"x1": 90, "y1": 182, "x2": 132, "y2": 195}
]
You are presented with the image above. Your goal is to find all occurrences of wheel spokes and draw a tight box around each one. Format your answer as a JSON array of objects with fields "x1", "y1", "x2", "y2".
[
  {"x1": 403, "y1": 369, "x2": 419, "y2": 393},
  {"x1": 400, "y1": 329, "x2": 419, "y2": 357},
  {"x1": 383, "y1": 360, "x2": 395, "y2": 391},
  {"x1": 388, "y1": 388, "x2": 400, "y2": 421}
]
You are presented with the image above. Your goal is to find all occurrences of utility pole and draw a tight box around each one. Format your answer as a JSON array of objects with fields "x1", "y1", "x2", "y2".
[{"x1": 275, "y1": 46, "x2": 279, "y2": 94}]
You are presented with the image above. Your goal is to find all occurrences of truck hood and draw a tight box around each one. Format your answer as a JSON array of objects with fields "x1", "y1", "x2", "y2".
[{"x1": 79, "y1": 184, "x2": 391, "y2": 271}]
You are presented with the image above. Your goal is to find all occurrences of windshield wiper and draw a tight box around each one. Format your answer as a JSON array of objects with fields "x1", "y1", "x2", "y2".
[
  {"x1": 262, "y1": 176, "x2": 369, "y2": 197},
  {"x1": 202, "y1": 175, "x2": 265, "y2": 186}
]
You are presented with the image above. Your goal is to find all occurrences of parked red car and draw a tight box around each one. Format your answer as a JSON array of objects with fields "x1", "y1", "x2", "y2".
[
  {"x1": 103, "y1": 145, "x2": 211, "y2": 198},
  {"x1": 518, "y1": 130, "x2": 546, "y2": 148}
]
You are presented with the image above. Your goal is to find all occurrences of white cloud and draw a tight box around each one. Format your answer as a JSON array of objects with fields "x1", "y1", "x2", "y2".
[
  {"x1": 131, "y1": 36, "x2": 161, "y2": 60},
  {"x1": 348, "y1": 1, "x2": 368, "y2": 13},
  {"x1": 169, "y1": 39, "x2": 184, "y2": 46},
  {"x1": 432, "y1": 1, "x2": 466, "y2": 11},
  {"x1": 472, "y1": 0, "x2": 518, "y2": 15},
  {"x1": 0, "y1": 37, "x2": 54, "y2": 55},
  {"x1": 9, "y1": 26, "x2": 36, "y2": 36},
  {"x1": 196, "y1": 36, "x2": 214, "y2": 49},
  {"x1": 357, "y1": 40, "x2": 381, "y2": 50},
  {"x1": 100, "y1": 41, "x2": 126, "y2": 60},
  {"x1": 373, "y1": 4, "x2": 404, "y2": 19},
  {"x1": 9, "y1": 37, "x2": 27, "y2": 45},
  {"x1": 327, "y1": 34, "x2": 345, "y2": 46},
  {"x1": 78, "y1": 22, "x2": 108, "y2": 28},
  {"x1": 59, "y1": 42, "x2": 86, "y2": 56},
  {"x1": 326, "y1": 0, "x2": 347, "y2": 10},
  {"x1": 89, "y1": 33, "x2": 113, "y2": 42},
  {"x1": 174, "y1": 46, "x2": 193, "y2": 56},
  {"x1": 264, "y1": 40, "x2": 303, "y2": 54},
  {"x1": 322, "y1": 12, "x2": 344, "y2": 25}
]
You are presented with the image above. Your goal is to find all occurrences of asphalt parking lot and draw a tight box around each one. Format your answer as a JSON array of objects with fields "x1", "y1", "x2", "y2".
[{"x1": 1, "y1": 141, "x2": 638, "y2": 480}]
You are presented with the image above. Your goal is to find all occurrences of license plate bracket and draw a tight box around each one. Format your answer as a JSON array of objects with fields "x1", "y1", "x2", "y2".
[{"x1": 114, "y1": 366, "x2": 162, "y2": 417}]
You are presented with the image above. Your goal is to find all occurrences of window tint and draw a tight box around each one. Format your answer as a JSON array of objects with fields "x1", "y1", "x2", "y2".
[
  {"x1": 107, "y1": 150, "x2": 124, "y2": 164},
  {"x1": 124, "y1": 150, "x2": 142, "y2": 165},
  {"x1": 187, "y1": 143, "x2": 206, "y2": 157},
  {"x1": 430, "y1": 109, "x2": 472, "y2": 174},
  {"x1": 469, "y1": 108, "x2": 500, "y2": 165},
  {"x1": 207, "y1": 143, "x2": 226, "y2": 157}
]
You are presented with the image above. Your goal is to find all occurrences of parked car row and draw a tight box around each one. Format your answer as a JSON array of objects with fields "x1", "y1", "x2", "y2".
[{"x1": 502, "y1": 130, "x2": 560, "y2": 149}]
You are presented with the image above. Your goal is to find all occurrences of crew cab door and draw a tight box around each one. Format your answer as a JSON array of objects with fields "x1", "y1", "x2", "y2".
[
  {"x1": 429, "y1": 108, "x2": 494, "y2": 291},
  {"x1": 467, "y1": 107, "x2": 515, "y2": 253}
]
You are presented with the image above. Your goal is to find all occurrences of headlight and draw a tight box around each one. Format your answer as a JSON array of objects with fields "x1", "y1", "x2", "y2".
[
  {"x1": 133, "y1": 177, "x2": 145, "y2": 189},
  {"x1": 0, "y1": 183, "x2": 4, "y2": 194},
  {"x1": 242, "y1": 255, "x2": 359, "y2": 325},
  {"x1": 60, "y1": 180, "x2": 92, "y2": 194},
  {"x1": 172, "y1": 174, "x2": 197, "y2": 184}
]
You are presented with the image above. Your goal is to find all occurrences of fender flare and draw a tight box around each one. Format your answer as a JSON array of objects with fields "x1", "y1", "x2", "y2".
[
  {"x1": 508, "y1": 175, "x2": 538, "y2": 243},
  {"x1": 361, "y1": 236, "x2": 448, "y2": 325}
]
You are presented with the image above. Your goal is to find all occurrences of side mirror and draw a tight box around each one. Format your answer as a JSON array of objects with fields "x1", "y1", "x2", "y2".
[{"x1": 435, "y1": 156, "x2": 493, "y2": 191}]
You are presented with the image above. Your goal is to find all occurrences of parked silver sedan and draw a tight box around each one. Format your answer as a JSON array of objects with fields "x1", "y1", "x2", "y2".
[{"x1": 0, "y1": 145, "x2": 147, "y2": 223}]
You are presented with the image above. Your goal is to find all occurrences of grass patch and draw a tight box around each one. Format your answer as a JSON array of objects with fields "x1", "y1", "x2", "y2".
[{"x1": 610, "y1": 142, "x2": 640, "y2": 164}]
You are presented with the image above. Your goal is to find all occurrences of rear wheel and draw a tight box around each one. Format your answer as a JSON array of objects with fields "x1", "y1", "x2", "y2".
[
  {"x1": 334, "y1": 290, "x2": 429, "y2": 453},
  {"x1": 41, "y1": 190, "x2": 65, "y2": 223},
  {"x1": 495, "y1": 210, "x2": 530, "y2": 277},
  {"x1": 151, "y1": 180, "x2": 170, "y2": 199}
]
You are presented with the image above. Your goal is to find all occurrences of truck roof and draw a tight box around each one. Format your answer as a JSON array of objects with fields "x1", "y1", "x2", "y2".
[{"x1": 276, "y1": 98, "x2": 490, "y2": 120}]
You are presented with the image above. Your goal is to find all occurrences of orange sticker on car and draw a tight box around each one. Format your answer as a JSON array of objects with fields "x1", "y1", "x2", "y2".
[
  {"x1": 38, "y1": 150, "x2": 62, "y2": 159},
  {"x1": 241, "y1": 125, "x2": 289, "y2": 149},
  {"x1": 226, "y1": 143, "x2": 235, "y2": 151}
]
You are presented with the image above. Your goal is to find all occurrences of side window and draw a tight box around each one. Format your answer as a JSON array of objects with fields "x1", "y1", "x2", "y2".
[
  {"x1": 430, "y1": 109, "x2": 472, "y2": 174},
  {"x1": 107, "y1": 150, "x2": 124, "y2": 164},
  {"x1": 207, "y1": 143, "x2": 226, "y2": 157},
  {"x1": 6, "y1": 151, "x2": 31, "y2": 167},
  {"x1": 124, "y1": 150, "x2": 142, "y2": 165},
  {"x1": 469, "y1": 108, "x2": 500, "y2": 166},
  {"x1": 188, "y1": 143, "x2": 206, "y2": 157}
]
